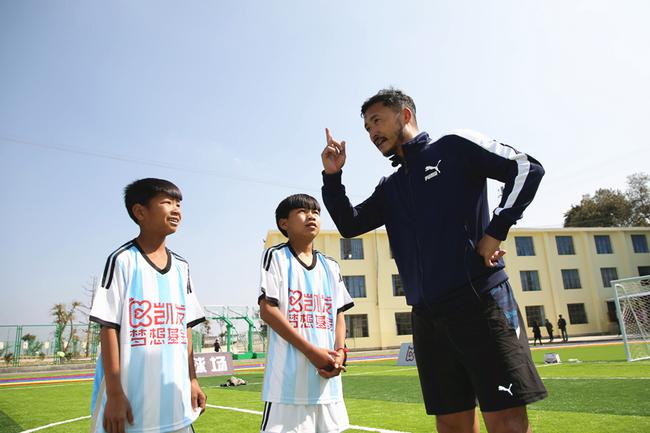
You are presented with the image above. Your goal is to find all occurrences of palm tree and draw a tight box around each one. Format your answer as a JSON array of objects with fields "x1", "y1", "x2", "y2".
[
  {"x1": 51, "y1": 301, "x2": 82, "y2": 353},
  {"x1": 66, "y1": 301, "x2": 82, "y2": 354},
  {"x1": 51, "y1": 303, "x2": 69, "y2": 352}
]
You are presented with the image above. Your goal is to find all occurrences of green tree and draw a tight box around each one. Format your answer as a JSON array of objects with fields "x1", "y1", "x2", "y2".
[
  {"x1": 51, "y1": 301, "x2": 82, "y2": 353},
  {"x1": 564, "y1": 172, "x2": 650, "y2": 227},
  {"x1": 21, "y1": 334, "x2": 43, "y2": 356},
  {"x1": 200, "y1": 320, "x2": 212, "y2": 336},
  {"x1": 626, "y1": 173, "x2": 650, "y2": 226},
  {"x1": 51, "y1": 303, "x2": 68, "y2": 352},
  {"x1": 564, "y1": 189, "x2": 632, "y2": 227}
]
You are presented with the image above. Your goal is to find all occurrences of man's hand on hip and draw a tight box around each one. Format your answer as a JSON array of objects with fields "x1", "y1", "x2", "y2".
[{"x1": 476, "y1": 234, "x2": 506, "y2": 267}]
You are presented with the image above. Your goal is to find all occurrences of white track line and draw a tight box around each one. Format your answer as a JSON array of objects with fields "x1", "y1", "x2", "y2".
[
  {"x1": 206, "y1": 404, "x2": 410, "y2": 433},
  {"x1": 0, "y1": 384, "x2": 67, "y2": 391},
  {"x1": 345, "y1": 367, "x2": 415, "y2": 377},
  {"x1": 206, "y1": 403, "x2": 263, "y2": 415},
  {"x1": 19, "y1": 415, "x2": 90, "y2": 433},
  {"x1": 542, "y1": 376, "x2": 650, "y2": 380}
]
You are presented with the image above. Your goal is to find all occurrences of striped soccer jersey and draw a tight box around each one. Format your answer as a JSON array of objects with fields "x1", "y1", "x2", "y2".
[
  {"x1": 259, "y1": 243, "x2": 354, "y2": 405},
  {"x1": 89, "y1": 240, "x2": 206, "y2": 433}
]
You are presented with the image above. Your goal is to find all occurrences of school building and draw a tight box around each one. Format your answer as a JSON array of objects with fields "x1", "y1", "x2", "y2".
[{"x1": 264, "y1": 227, "x2": 650, "y2": 350}]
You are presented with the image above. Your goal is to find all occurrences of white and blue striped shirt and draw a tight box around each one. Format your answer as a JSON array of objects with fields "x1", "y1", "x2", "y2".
[
  {"x1": 89, "y1": 240, "x2": 205, "y2": 433},
  {"x1": 259, "y1": 243, "x2": 354, "y2": 404}
]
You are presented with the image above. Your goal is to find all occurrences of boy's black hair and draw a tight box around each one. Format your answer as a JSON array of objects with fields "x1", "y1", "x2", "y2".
[
  {"x1": 360, "y1": 87, "x2": 417, "y2": 122},
  {"x1": 124, "y1": 178, "x2": 182, "y2": 224},
  {"x1": 275, "y1": 194, "x2": 321, "y2": 237}
]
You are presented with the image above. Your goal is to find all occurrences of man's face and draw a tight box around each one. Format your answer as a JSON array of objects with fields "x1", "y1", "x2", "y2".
[{"x1": 363, "y1": 102, "x2": 406, "y2": 156}]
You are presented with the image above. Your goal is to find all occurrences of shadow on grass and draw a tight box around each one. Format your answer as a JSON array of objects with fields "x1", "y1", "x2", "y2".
[{"x1": 0, "y1": 409, "x2": 23, "y2": 433}]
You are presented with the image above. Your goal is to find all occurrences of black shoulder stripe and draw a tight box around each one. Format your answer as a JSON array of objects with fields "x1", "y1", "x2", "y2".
[
  {"x1": 263, "y1": 249, "x2": 272, "y2": 269},
  {"x1": 170, "y1": 251, "x2": 192, "y2": 293},
  {"x1": 170, "y1": 251, "x2": 188, "y2": 263},
  {"x1": 263, "y1": 243, "x2": 287, "y2": 271},
  {"x1": 317, "y1": 252, "x2": 343, "y2": 280},
  {"x1": 319, "y1": 251, "x2": 339, "y2": 265},
  {"x1": 101, "y1": 240, "x2": 133, "y2": 286},
  {"x1": 101, "y1": 241, "x2": 134, "y2": 289}
]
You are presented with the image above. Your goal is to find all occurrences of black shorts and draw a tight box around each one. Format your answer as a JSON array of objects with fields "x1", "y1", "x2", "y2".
[{"x1": 412, "y1": 280, "x2": 547, "y2": 415}]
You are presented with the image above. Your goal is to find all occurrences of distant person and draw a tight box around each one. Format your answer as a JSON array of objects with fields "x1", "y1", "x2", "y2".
[
  {"x1": 89, "y1": 178, "x2": 207, "y2": 433},
  {"x1": 214, "y1": 339, "x2": 221, "y2": 353},
  {"x1": 545, "y1": 319, "x2": 554, "y2": 343},
  {"x1": 532, "y1": 321, "x2": 543, "y2": 346},
  {"x1": 258, "y1": 194, "x2": 354, "y2": 433},
  {"x1": 558, "y1": 315, "x2": 568, "y2": 342},
  {"x1": 321, "y1": 88, "x2": 547, "y2": 432}
]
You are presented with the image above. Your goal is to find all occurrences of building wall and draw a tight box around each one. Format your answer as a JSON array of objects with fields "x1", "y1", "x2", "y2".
[{"x1": 265, "y1": 227, "x2": 650, "y2": 349}]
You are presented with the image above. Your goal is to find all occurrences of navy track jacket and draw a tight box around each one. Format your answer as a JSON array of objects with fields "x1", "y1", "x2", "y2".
[{"x1": 322, "y1": 130, "x2": 544, "y2": 308}]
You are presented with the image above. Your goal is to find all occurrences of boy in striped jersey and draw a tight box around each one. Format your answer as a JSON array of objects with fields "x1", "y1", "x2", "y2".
[
  {"x1": 258, "y1": 194, "x2": 354, "y2": 433},
  {"x1": 89, "y1": 178, "x2": 207, "y2": 433}
]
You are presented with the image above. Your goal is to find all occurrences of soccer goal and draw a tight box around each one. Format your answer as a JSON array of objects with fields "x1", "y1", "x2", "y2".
[{"x1": 613, "y1": 276, "x2": 650, "y2": 362}]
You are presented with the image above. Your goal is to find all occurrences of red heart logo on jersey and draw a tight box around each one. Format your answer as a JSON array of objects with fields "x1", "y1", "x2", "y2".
[
  {"x1": 129, "y1": 298, "x2": 152, "y2": 328},
  {"x1": 288, "y1": 289, "x2": 303, "y2": 312}
]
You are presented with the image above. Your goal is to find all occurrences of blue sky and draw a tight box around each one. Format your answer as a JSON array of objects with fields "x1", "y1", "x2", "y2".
[{"x1": 1, "y1": 1, "x2": 649, "y2": 325}]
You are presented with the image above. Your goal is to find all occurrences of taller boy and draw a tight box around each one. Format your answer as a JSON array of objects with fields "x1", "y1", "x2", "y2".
[
  {"x1": 321, "y1": 89, "x2": 547, "y2": 433},
  {"x1": 89, "y1": 178, "x2": 207, "y2": 433}
]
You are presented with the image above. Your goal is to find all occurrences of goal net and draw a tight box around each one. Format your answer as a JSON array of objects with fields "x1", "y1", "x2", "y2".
[{"x1": 613, "y1": 276, "x2": 650, "y2": 362}]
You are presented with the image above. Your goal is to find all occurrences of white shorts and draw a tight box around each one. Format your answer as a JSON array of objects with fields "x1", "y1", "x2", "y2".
[{"x1": 260, "y1": 401, "x2": 349, "y2": 433}]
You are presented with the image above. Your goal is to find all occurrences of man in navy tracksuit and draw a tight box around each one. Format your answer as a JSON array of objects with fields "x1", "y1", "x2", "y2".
[{"x1": 321, "y1": 88, "x2": 547, "y2": 433}]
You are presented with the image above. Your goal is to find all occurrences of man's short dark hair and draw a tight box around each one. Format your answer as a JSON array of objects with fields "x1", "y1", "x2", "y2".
[
  {"x1": 124, "y1": 178, "x2": 182, "y2": 224},
  {"x1": 361, "y1": 88, "x2": 417, "y2": 120},
  {"x1": 275, "y1": 194, "x2": 321, "y2": 237}
]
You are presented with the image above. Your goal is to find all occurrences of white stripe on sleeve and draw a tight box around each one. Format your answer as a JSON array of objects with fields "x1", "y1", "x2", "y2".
[{"x1": 450, "y1": 129, "x2": 531, "y2": 216}]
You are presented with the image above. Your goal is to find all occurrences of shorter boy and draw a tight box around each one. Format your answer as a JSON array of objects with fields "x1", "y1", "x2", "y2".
[
  {"x1": 258, "y1": 194, "x2": 354, "y2": 433},
  {"x1": 89, "y1": 178, "x2": 207, "y2": 433}
]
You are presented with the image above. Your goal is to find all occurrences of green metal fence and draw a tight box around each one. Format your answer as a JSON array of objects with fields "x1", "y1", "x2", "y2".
[
  {"x1": 0, "y1": 323, "x2": 101, "y2": 368},
  {"x1": 0, "y1": 305, "x2": 261, "y2": 369},
  {"x1": 0, "y1": 323, "x2": 207, "y2": 368},
  {"x1": 202, "y1": 305, "x2": 266, "y2": 359}
]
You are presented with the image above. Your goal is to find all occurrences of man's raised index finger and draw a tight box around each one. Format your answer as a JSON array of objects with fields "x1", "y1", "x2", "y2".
[{"x1": 325, "y1": 127, "x2": 332, "y2": 144}]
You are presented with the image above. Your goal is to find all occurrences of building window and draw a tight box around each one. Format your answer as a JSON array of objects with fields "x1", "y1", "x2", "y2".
[
  {"x1": 343, "y1": 276, "x2": 366, "y2": 298},
  {"x1": 520, "y1": 270, "x2": 542, "y2": 291},
  {"x1": 567, "y1": 303, "x2": 588, "y2": 324},
  {"x1": 392, "y1": 274, "x2": 404, "y2": 296},
  {"x1": 600, "y1": 267, "x2": 619, "y2": 288},
  {"x1": 340, "y1": 238, "x2": 364, "y2": 260},
  {"x1": 524, "y1": 305, "x2": 545, "y2": 327},
  {"x1": 606, "y1": 301, "x2": 618, "y2": 323},
  {"x1": 639, "y1": 266, "x2": 650, "y2": 277},
  {"x1": 394, "y1": 312, "x2": 412, "y2": 335},
  {"x1": 555, "y1": 236, "x2": 575, "y2": 255},
  {"x1": 515, "y1": 236, "x2": 536, "y2": 256},
  {"x1": 561, "y1": 269, "x2": 582, "y2": 290},
  {"x1": 345, "y1": 314, "x2": 369, "y2": 338},
  {"x1": 632, "y1": 234, "x2": 649, "y2": 253},
  {"x1": 594, "y1": 235, "x2": 613, "y2": 254}
]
